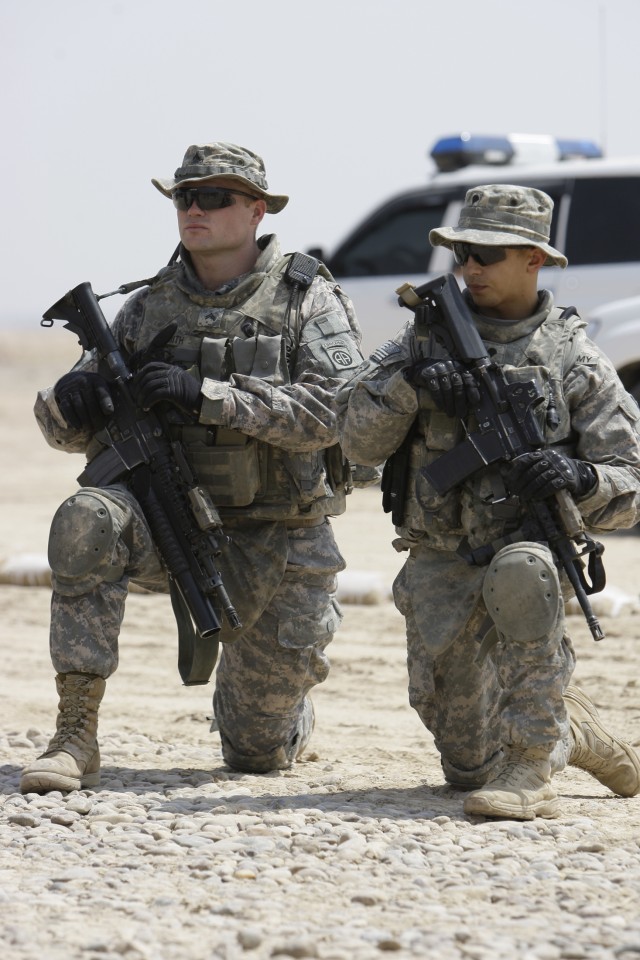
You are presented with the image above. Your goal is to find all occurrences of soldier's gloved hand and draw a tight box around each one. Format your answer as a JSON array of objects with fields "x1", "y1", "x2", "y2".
[
  {"x1": 508, "y1": 450, "x2": 598, "y2": 501},
  {"x1": 404, "y1": 359, "x2": 480, "y2": 418},
  {"x1": 54, "y1": 371, "x2": 114, "y2": 431},
  {"x1": 134, "y1": 361, "x2": 202, "y2": 417}
]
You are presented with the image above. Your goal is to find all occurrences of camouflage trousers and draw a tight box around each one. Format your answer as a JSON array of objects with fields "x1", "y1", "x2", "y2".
[
  {"x1": 392, "y1": 542, "x2": 576, "y2": 787},
  {"x1": 48, "y1": 484, "x2": 345, "y2": 772}
]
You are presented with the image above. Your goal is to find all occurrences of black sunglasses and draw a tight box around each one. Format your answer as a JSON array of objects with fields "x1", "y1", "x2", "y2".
[
  {"x1": 172, "y1": 187, "x2": 260, "y2": 211},
  {"x1": 452, "y1": 242, "x2": 509, "y2": 267}
]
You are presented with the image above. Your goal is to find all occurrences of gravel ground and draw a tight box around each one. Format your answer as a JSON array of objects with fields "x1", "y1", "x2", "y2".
[
  {"x1": 2, "y1": 560, "x2": 640, "y2": 960},
  {"x1": 3, "y1": 712, "x2": 640, "y2": 960}
]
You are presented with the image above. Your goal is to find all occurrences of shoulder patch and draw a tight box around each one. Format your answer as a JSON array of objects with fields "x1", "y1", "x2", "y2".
[
  {"x1": 575, "y1": 352, "x2": 600, "y2": 367},
  {"x1": 323, "y1": 337, "x2": 362, "y2": 370},
  {"x1": 306, "y1": 334, "x2": 363, "y2": 371},
  {"x1": 369, "y1": 340, "x2": 404, "y2": 364}
]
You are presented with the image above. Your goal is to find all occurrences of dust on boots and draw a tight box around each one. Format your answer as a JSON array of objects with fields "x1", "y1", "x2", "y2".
[
  {"x1": 20, "y1": 672, "x2": 105, "y2": 794},
  {"x1": 565, "y1": 684, "x2": 640, "y2": 797},
  {"x1": 463, "y1": 746, "x2": 559, "y2": 820}
]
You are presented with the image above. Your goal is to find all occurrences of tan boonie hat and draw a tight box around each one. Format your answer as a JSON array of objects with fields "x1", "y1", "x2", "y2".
[
  {"x1": 429, "y1": 183, "x2": 567, "y2": 268},
  {"x1": 152, "y1": 141, "x2": 289, "y2": 214}
]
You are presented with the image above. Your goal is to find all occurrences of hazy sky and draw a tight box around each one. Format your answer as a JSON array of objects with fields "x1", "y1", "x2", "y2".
[{"x1": 3, "y1": 0, "x2": 640, "y2": 327}]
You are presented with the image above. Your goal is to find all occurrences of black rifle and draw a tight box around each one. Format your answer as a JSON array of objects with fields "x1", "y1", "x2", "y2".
[
  {"x1": 397, "y1": 273, "x2": 606, "y2": 642},
  {"x1": 42, "y1": 280, "x2": 241, "y2": 685}
]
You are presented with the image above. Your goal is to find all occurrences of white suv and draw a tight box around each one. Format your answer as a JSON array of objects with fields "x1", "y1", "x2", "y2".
[
  {"x1": 585, "y1": 295, "x2": 640, "y2": 401},
  {"x1": 309, "y1": 133, "x2": 640, "y2": 389}
]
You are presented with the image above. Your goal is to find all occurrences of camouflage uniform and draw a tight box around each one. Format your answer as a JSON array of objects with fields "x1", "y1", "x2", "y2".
[
  {"x1": 35, "y1": 233, "x2": 364, "y2": 772},
  {"x1": 337, "y1": 287, "x2": 640, "y2": 787}
]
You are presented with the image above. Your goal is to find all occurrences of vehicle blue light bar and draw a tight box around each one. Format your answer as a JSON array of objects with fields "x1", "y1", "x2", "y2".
[
  {"x1": 431, "y1": 135, "x2": 514, "y2": 172},
  {"x1": 430, "y1": 133, "x2": 603, "y2": 172},
  {"x1": 555, "y1": 138, "x2": 603, "y2": 160}
]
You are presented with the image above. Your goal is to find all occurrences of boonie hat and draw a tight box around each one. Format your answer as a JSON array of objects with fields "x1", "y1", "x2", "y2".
[
  {"x1": 429, "y1": 183, "x2": 567, "y2": 268},
  {"x1": 152, "y1": 141, "x2": 289, "y2": 214}
]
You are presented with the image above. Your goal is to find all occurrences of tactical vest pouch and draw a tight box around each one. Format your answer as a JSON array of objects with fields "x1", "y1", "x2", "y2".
[
  {"x1": 324, "y1": 443, "x2": 353, "y2": 495},
  {"x1": 231, "y1": 334, "x2": 288, "y2": 384},
  {"x1": 381, "y1": 420, "x2": 416, "y2": 526},
  {"x1": 201, "y1": 336, "x2": 228, "y2": 381},
  {"x1": 283, "y1": 450, "x2": 329, "y2": 505},
  {"x1": 184, "y1": 427, "x2": 261, "y2": 506},
  {"x1": 414, "y1": 444, "x2": 462, "y2": 530}
]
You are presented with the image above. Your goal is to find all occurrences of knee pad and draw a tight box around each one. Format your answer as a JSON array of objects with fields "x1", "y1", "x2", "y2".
[
  {"x1": 482, "y1": 541, "x2": 560, "y2": 641},
  {"x1": 48, "y1": 491, "x2": 125, "y2": 580}
]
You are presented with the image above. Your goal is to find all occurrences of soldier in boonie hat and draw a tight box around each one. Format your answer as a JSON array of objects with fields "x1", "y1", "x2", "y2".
[
  {"x1": 429, "y1": 183, "x2": 567, "y2": 268},
  {"x1": 24, "y1": 136, "x2": 366, "y2": 797},
  {"x1": 152, "y1": 141, "x2": 289, "y2": 214},
  {"x1": 335, "y1": 178, "x2": 640, "y2": 822}
]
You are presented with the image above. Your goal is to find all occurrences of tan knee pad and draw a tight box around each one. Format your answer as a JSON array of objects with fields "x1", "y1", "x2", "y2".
[
  {"x1": 48, "y1": 490, "x2": 127, "y2": 582},
  {"x1": 482, "y1": 541, "x2": 560, "y2": 641}
]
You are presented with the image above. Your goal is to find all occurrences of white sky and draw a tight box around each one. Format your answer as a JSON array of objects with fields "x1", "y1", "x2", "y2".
[{"x1": 3, "y1": 0, "x2": 640, "y2": 326}]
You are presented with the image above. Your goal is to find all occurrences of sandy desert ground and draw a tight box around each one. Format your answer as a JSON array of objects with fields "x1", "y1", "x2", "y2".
[{"x1": 1, "y1": 329, "x2": 640, "y2": 960}]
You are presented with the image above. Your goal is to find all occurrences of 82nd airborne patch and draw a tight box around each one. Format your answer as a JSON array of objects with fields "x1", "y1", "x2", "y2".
[{"x1": 316, "y1": 336, "x2": 362, "y2": 371}]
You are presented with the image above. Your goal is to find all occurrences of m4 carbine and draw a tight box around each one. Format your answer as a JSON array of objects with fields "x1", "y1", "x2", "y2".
[
  {"x1": 397, "y1": 273, "x2": 606, "y2": 642},
  {"x1": 42, "y1": 280, "x2": 241, "y2": 684}
]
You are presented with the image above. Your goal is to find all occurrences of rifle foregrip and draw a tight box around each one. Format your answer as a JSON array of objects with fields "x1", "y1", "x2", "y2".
[
  {"x1": 141, "y1": 484, "x2": 222, "y2": 637},
  {"x1": 175, "y1": 571, "x2": 221, "y2": 639},
  {"x1": 554, "y1": 488, "x2": 584, "y2": 539}
]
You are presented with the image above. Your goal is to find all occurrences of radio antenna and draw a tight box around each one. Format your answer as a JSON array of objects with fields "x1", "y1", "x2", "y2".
[{"x1": 599, "y1": 3, "x2": 607, "y2": 153}]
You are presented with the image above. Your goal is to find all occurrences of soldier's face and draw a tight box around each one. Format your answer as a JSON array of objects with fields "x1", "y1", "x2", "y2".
[
  {"x1": 462, "y1": 246, "x2": 542, "y2": 319},
  {"x1": 176, "y1": 177, "x2": 266, "y2": 256}
]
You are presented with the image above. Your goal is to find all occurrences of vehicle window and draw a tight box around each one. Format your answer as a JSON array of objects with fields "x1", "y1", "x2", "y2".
[
  {"x1": 331, "y1": 204, "x2": 449, "y2": 277},
  {"x1": 565, "y1": 177, "x2": 640, "y2": 264}
]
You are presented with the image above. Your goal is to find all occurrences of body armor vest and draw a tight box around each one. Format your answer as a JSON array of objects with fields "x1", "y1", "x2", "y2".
[
  {"x1": 133, "y1": 250, "x2": 349, "y2": 520},
  {"x1": 403, "y1": 307, "x2": 585, "y2": 549}
]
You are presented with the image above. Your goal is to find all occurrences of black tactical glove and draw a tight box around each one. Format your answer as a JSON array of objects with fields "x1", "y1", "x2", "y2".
[
  {"x1": 134, "y1": 361, "x2": 202, "y2": 417},
  {"x1": 508, "y1": 450, "x2": 598, "y2": 501},
  {"x1": 404, "y1": 358, "x2": 481, "y2": 418},
  {"x1": 54, "y1": 370, "x2": 114, "y2": 431}
]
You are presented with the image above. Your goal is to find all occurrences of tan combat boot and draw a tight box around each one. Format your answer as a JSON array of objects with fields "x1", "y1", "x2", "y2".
[
  {"x1": 463, "y1": 746, "x2": 559, "y2": 820},
  {"x1": 20, "y1": 672, "x2": 106, "y2": 794},
  {"x1": 565, "y1": 684, "x2": 640, "y2": 797}
]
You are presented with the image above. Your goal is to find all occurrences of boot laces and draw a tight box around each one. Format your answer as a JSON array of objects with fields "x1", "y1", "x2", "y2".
[
  {"x1": 55, "y1": 707, "x2": 85, "y2": 738},
  {"x1": 493, "y1": 750, "x2": 547, "y2": 790},
  {"x1": 49, "y1": 682, "x2": 93, "y2": 748}
]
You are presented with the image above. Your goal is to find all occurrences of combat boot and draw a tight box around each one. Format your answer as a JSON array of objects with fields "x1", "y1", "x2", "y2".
[
  {"x1": 20, "y1": 672, "x2": 105, "y2": 794},
  {"x1": 463, "y1": 746, "x2": 559, "y2": 820},
  {"x1": 565, "y1": 684, "x2": 640, "y2": 797},
  {"x1": 293, "y1": 697, "x2": 315, "y2": 761}
]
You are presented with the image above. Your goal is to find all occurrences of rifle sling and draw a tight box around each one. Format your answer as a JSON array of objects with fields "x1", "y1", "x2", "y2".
[
  {"x1": 582, "y1": 540, "x2": 607, "y2": 595},
  {"x1": 458, "y1": 527, "x2": 606, "y2": 596},
  {"x1": 170, "y1": 578, "x2": 219, "y2": 685}
]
